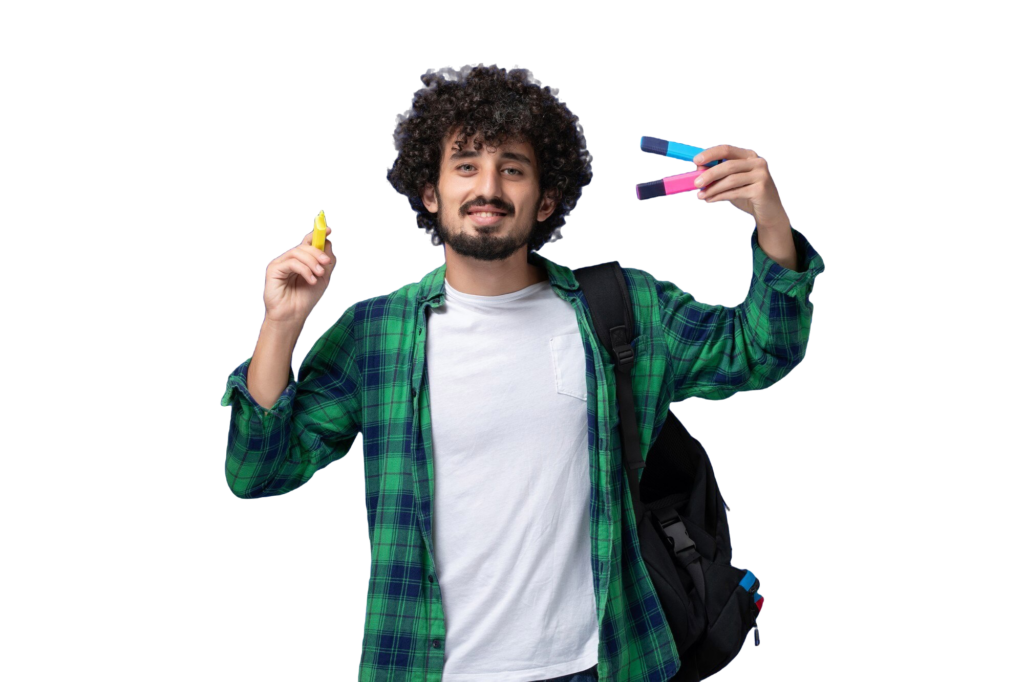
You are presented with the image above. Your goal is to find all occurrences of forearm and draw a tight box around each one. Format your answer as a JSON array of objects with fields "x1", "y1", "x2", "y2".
[
  {"x1": 755, "y1": 217, "x2": 799, "y2": 272},
  {"x1": 247, "y1": 318, "x2": 303, "y2": 410}
]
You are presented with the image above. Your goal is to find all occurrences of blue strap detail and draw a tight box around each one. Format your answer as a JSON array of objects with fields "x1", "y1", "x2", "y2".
[{"x1": 739, "y1": 570, "x2": 757, "y2": 592}]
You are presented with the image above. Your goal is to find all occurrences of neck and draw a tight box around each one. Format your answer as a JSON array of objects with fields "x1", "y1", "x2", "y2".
[{"x1": 443, "y1": 247, "x2": 547, "y2": 296}]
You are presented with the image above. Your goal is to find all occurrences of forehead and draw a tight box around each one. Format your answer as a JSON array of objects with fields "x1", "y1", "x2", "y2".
[{"x1": 443, "y1": 128, "x2": 534, "y2": 160}]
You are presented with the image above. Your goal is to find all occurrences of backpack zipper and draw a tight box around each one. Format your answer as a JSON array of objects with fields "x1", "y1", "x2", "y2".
[{"x1": 744, "y1": 576, "x2": 761, "y2": 646}]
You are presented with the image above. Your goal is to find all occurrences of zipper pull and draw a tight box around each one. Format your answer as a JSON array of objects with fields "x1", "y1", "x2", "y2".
[{"x1": 754, "y1": 623, "x2": 760, "y2": 646}]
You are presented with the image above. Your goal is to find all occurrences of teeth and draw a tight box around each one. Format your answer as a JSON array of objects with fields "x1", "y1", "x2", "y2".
[{"x1": 474, "y1": 212, "x2": 503, "y2": 218}]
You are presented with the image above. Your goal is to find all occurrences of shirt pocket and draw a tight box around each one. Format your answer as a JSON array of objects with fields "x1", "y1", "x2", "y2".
[{"x1": 549, "y1": 332, "x2": 587, "y2": 401}]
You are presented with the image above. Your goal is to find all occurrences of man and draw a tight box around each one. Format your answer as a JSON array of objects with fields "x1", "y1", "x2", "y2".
[{"x1": 221, "y1": 64, "x2": 825, "y2": 682}]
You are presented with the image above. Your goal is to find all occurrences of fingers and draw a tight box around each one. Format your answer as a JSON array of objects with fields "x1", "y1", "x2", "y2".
[
  {"x1": 700, "y1": 143, "x2": 757, "y2": 163},
  {"x1": 272, "y1": 244, "x2": 331, "y2": 284},
  {"x1": 696, "y1": 153, "x2": 761, "y2": 186},
  {"x1": 296, "y1": 243, "x2": 331, "y2": 276},
  {"x1": 323, "y1": 238, "x2": 335, "y2": 271},
  {"x1": 272, "y1": 253, "x2": 315, "y2": 288},
  {"x1": 274, "y1": 223, "x2": 334, "y2": 282}
]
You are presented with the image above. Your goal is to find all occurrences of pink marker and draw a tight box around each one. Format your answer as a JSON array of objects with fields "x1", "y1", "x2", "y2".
[{"x1": 636, "y1": 169, "x2": 704, "y2": 200}]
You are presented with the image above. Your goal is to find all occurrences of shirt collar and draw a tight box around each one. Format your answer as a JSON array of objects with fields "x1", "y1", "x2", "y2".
[{"x1": 416, "y1": 250, "x2": 580, "y2": 303}]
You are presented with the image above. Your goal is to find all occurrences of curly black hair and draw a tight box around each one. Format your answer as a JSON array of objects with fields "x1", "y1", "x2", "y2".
[{"x1": 386, "y1": 64, "x2": 594, "y2": 252}]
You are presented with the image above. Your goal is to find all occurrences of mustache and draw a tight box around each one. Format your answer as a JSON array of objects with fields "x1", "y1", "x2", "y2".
[{"x1": 460, "y1": 199, "x2": 514, "y2": 215}]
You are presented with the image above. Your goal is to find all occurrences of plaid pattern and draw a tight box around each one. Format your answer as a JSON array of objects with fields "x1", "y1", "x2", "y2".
[{"x1": 222, "y1": 225, "x2": 825, "y2": 681}]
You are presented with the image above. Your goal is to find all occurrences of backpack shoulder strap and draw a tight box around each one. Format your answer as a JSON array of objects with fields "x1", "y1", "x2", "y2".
[
  {"x1": 573, "y1": 261, "x2": 646, "y2": 525},
  {"x1": 573, "y1": 262, "x2": 636, "y2": 367},
  {"x1": 577, "y1": 260, "x2": 712, "y2": 679}
]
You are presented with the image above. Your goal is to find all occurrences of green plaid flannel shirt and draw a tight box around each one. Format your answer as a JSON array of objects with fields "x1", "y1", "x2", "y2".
[{"x1": 221, "y1": 225, "x2": 825, "y2": 681}]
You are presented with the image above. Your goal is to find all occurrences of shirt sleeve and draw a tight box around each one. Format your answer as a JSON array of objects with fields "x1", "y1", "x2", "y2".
[
  {"x1": 655, "y1": 224, "x2": 825, "y2": 402},
  {"x1": 220, "y1": 304, "x2": 362, "y2": 498}
]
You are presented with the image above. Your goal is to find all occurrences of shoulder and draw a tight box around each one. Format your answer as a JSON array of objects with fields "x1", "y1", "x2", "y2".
[{"x1": 620, "y1": 266, "x2": 664, "y2": 304}]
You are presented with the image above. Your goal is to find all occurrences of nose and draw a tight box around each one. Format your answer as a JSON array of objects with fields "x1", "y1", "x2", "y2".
[{"x1": 474, "y1": 163, "x2": 502, "y2": 202}]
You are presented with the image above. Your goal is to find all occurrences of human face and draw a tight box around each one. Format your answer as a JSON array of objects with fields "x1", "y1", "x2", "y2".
[{"x1": 421, "y1": 130, "x2": 556, "y2": 262}]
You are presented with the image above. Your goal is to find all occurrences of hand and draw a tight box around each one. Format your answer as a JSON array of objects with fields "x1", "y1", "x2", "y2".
[
  {"x1": 264, "y1": 224, "x2": 337, "y2": 327},
  {"x1": 692, "y1": 145, "x2": 790, "y2": 230}
]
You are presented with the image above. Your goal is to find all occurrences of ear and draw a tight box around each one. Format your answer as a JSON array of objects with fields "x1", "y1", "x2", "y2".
[
  {"x1": 536, "y1": 189, "x2": 558, "y2": 223},
  {"x1": 421, "y1": 183, "x2": 438, "y2": 214}
]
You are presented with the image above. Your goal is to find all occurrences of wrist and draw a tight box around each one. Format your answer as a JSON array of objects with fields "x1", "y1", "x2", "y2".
[
  {"x1": 755, "y1": 210, "x2": 791, "y2": 235},
  {"x1": 261, "y1": 317, "x2": 303, "y2": 347}
]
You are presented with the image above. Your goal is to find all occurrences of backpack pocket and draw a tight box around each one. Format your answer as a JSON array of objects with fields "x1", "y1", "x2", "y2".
[{"x1": 695, "y1": 567, "x2": 762, "y2": 678}]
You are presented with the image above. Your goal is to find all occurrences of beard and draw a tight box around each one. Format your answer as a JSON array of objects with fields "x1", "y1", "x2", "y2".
[{"x1": 433, "y1": 194, "x2": 542, "y2": 262}]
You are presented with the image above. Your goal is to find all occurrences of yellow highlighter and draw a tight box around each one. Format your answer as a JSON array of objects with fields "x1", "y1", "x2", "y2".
[{"x1": 312, "y1": 210, "x2": 327, "y2": 251}]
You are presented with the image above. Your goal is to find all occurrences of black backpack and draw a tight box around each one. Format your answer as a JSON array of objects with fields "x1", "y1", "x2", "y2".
[{"x1": 574, "y1": 261, "x2": 764, "y2": 681}]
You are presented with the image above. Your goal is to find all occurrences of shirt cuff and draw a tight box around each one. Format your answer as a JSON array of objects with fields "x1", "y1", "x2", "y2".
[
  {"x1": 216, "y1": 356, "x2": 296, "y2": 419},
  {"x1": 749, "y1": 222, "x2": 827, "y2": 292}
]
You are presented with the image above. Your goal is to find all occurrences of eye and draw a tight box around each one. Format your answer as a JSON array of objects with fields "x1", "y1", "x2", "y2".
[{"x1": 456, "y1": 163, "x2": 520, "y2": 175}]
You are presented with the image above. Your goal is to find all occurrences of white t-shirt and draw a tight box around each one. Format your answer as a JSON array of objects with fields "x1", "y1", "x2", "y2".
[{"x1": 426, "y1": 276, "x2": 599, "y2": 682}]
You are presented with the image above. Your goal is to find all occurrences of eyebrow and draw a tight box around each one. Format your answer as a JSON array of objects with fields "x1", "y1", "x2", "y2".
[{"x1": 448, "y1": 148, "x2": 533, "y2": 167}]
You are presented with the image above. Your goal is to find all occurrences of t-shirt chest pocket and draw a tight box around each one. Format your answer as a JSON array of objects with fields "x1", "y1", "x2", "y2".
[{"x1": 549, "y1": 332, "x2": 587, "y2": 401}]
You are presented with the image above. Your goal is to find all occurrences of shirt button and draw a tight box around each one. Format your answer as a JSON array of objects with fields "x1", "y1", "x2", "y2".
[
  {"x1": 432, "y1": 639, "x2": 441, "y2": 648},
  {"x1": 427, "y1": 574, "x2": 434, "y2": 582}
]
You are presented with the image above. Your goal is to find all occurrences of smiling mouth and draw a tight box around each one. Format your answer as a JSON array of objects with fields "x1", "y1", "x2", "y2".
[{"x1": 468, "y1": 212, "x2": 508, "y2": 226}]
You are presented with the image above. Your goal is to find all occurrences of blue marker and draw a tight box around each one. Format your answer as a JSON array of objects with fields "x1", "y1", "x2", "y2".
[{"x1": 638, "y1": 135, "x2": 720, "y2": 166}]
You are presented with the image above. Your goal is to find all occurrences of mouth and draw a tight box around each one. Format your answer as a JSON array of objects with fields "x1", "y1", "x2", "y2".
[{"x1": 467, "y1": 211, "x2": 507, "y2": 226}]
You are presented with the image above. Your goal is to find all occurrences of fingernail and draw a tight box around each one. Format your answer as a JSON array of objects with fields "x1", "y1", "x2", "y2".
[
  {"x1": 694, "y1": 175, "x2": 703, "y2": 187},
  {"x1": 694, "y1": 154, "x2": 703, "y2": 163}
]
